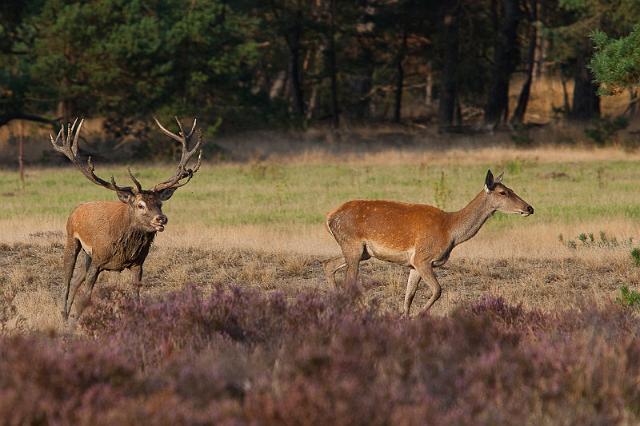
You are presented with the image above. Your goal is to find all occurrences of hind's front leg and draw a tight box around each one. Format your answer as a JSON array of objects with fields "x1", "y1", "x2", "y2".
[{"x1": 403, "y1": 268, "x2": 422, "y2": 317}]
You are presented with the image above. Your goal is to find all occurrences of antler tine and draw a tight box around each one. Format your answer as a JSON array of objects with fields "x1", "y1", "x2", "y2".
[
  {"x1": 152, "y1": 117, "x2": 206, "y2": 192},
  {"x1": 173, "y1": 117, "x2": 189, "y2": 164},
  {"x1": 50, "y1": 127, "x2": 65, "y2": 153},
  {"x1": 190, "y1": 149, "x2": 203, "y2": 175},
  {"x1": 153, "y1": 116, "x2": 185, "y2": 144},
  {"x1": 85, "y1": 156, "x2": 132, "y2": 193},
  {"x1": 71, "y1": 118, "x2": 84, "y2": 157},
  {"x1": 188, "y1": 118, "x2": 198, "y2": 138},
  {"x1": 50, "y1": 117, "x2": 134, "y2": 195},
  {"x1": 174, "y1": 116, "x2": 186, "y2": 137},
  {"x1": 127, "y1": 168, "x2": 142, "y2": 192},
  {"x1": 160, "y1": 150, "x2": 202, "y2": 190}
]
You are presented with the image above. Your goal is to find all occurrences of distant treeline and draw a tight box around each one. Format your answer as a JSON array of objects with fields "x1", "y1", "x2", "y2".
[{"x1": 1, "y1": 0, "x2": 639, "y2": 135}]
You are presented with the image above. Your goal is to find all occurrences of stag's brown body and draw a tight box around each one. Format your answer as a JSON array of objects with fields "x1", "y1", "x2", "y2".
[
  {"x1": 66, "y1": 201, "x2": 156, "y2": 270},
  {"x1": 52, "y1": 118, "x2": 204, "y2": 319},
  {"x1": 323, "y1": 171, "x2": 534, "y2": 316}
]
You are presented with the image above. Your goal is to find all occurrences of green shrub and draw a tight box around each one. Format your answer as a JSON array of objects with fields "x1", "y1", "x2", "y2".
[
  {"x1": 631, "y1": 248, "x2": 640, "y2": 266},
  {"x1": 584, "y1": 115, "x2": 629, "y2": 146},
  {"x1": 560, "y1": 231, "x2": 632, "y2": 250},
  {"x1": 617, "y1": 286, "x2": 640, "y2": 308}
]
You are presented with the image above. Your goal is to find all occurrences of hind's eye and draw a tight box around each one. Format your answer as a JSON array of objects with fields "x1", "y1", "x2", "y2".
[
  {"x1": 138, "y1": 203, "x2": 145, "y2": 209},
  {"x1": 498, "y1": 191, "x2": 506, "y2": 195}
]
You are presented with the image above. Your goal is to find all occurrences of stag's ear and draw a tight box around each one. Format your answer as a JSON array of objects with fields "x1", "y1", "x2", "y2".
[
  {"x1": 156, "y1": 187, "x2": 177, "y2": 201},
  {"x1": 116, "y1": 190, "x2": 134, "y2": 204},
  {"x1": 484, "y1": 169, "x2": 495, "y2": 192}
]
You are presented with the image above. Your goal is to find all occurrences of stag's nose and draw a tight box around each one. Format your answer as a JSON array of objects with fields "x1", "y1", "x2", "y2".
[
  {"x1": 526, "y1": 205, "x2": 534, "y2": 215},
  {"x1": 155, "y1": 215, "x2": 168, "y2": 225}
]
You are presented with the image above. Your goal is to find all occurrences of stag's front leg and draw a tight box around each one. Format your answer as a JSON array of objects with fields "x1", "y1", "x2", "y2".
[
  {"x1": 131, "y1": 265, "x2": 143, "y2": 303},
  {"x1": 62, "y1": 238, "x2": 82, "y2": 319},
  {"x1": 67, "y1": 264, "x2": 100, "y2": 318}
]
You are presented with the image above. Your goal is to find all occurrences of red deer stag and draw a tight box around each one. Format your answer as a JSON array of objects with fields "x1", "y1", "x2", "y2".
[
  {"x1": 323, "y1": 170, "x2": 534, "y2": 316},
  {"x1": 51, "y1": 117, "x2": 204, "y2": 319}
]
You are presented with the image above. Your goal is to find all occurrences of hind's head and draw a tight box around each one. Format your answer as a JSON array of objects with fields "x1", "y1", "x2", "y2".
[{"x1": 483, "y1": 170, "x2": 534, "y2": 216}]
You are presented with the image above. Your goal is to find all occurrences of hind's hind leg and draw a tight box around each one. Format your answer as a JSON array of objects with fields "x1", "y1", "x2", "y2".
[
  {"x1": 322, "y1": 255, "x2": 347, "y2": 287},
  {"x1": 341, "y1": 242, "x2": 368, "y2": 291}
]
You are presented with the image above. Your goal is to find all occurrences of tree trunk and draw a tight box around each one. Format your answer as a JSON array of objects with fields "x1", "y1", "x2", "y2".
[
  {"x1": 0, "y1": 112, "x2": 57, "y2": 128},
  {"x1": 511, "y1": 0, "x2": 537, "y2": 125},
  {"x1": 269, "y1": 71, "x2": 287, "y2": 99},
  {"x1": 534, "y1": 0, "x2": 545, "y2": 78},
  {"x1": 350, "y1": 55, "x2": 373, "y2": 120},
  {"x1": 484, "y1": 0, "x2": 520, "y2": 127},
  {"x1": 438, "y1": 0, "x2": 461, "y2": 130},
  {"x1": 425, "y1": 62, "x2": 433, "y2": 106},
  {"x1": 393, "y1": 30, "x2": 408, "y2": 123},
  {"x1": 327, "y1": 0, "x2": 339, "y2": 128},
  {"x1": 286, "y1": 13, "x2": 305, "y2": 117},
  {"x1": 569, "y1": 43, "x2": 600, "y2": 121},
  {"x1": 18, "y1": 120, "x2": 24, "y2": 189}
]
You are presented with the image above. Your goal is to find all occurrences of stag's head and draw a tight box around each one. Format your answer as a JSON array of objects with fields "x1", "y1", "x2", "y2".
[
  {"x1": 483, "y1": 170, "x2": 534, "y2": 216},
  {"x1": 51, "y1": 117, "x2": 205, "y2": 233}
]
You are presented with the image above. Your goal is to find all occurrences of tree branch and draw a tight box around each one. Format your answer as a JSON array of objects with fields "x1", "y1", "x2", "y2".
[{"x1": 0, "y1": 112, "x2": 59, "y2": 129}]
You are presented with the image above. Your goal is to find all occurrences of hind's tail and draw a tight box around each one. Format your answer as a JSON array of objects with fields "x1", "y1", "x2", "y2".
[{"x1": 325, "y1": 209, "x2": 340, "y2": 241}]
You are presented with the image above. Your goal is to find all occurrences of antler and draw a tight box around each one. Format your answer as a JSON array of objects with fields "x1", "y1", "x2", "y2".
[
  {"x1": 152, "y1": 117, "x2": 204, "y2": 192},
  {"x1": 50, "y1": 118, "x2": 138, "y2": 195}
]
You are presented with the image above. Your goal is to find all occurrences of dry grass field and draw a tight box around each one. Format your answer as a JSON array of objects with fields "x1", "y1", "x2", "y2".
[
  {"x1": 4, "y1": 144, "x2": 640, "y2": 423},
  {"x1": 2, "y1": 145, "x2": 640, "y2": 331}
]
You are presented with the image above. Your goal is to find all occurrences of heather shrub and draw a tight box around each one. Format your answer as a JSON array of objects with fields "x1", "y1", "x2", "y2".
[{"x1": 2, "y1": 286, "x2": 640, "y2": 424}]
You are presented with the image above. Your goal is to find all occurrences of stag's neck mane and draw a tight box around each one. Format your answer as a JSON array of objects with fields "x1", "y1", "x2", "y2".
[
  {"x1": 110, "y1": 207, "x2": 156, "y2": 262},
  {"x1": 447, "y1": 190, "x2": 496, "y2": 246}
]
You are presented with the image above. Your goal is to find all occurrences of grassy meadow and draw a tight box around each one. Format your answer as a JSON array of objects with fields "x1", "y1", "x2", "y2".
[
  {"x1": 2, "y1": 146, "x2": 640, "y2": 326},
  {"x1": 3, "y1": 146, "x2": 640, "y2": 423}
]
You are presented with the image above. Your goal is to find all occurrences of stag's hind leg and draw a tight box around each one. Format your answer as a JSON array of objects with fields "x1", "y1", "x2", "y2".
[{"x1": 62, "y1": 237, "x2": 82, "y2": 319}]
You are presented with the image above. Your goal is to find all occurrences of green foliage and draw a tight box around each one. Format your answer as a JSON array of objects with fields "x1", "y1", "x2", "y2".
[
  {"x1": 592, "y1": 26, "x2": 640, "y2": 92},
  {"x1": 584, "y1": 115, "x2": 629, "y2": 146},
  {"x1": 3, "y1": 0, "x2": 640, "y2": 132},
  {"x1": 560, "y1": 231, "x2": 633, "y2": 250},
  {"x1": 616, "y1": 285, "x2": 640, "y2": 307},
  {"x1": 631, "y1": 248, "x2": 640, "y2": 266},
  {"x1": 29, "y1": 1, "x2": 262, "y2": 119}
]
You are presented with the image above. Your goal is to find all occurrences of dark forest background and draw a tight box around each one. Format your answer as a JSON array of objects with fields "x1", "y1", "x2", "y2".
[{"x1": 1, "y1": 0, "x2": 640, "y2": 141}]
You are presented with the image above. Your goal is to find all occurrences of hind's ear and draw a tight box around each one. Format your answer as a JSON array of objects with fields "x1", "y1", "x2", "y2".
[
  {"x1": 495, "y1": 172, "x2": 504, "y2": 183},
  {"x1": 484, "y1": 169, "x2": 495, "y2": 192}
]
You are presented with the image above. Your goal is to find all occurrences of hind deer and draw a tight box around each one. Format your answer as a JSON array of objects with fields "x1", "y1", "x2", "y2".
[
  {"x1": 51, "y1": 117, "x2": 204, "y2": 319},
  {"x1": 323, "y1": 170, "x2": 534, "y2": 316}
]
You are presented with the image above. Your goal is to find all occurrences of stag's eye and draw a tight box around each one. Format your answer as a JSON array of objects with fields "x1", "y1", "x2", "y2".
[{"x1": 137, "y1": 203, "x2": 145, "y2": 209}]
